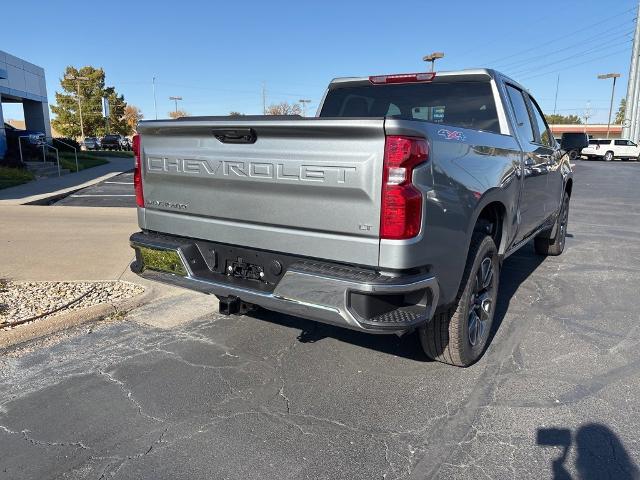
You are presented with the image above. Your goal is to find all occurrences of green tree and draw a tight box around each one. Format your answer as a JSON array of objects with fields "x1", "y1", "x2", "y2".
[
  {"x1": 615, "y1": 98, "x2": 626, "y2": 124},
  {"x1": 544, "y1": 114, "x2": 582, "y2": 125},
  {"x1": 104, "y1": 86, "x2": 129, "y2": 135},
  {"x1": 51, "y1": 66, "x2": 130, "y2": 138}
]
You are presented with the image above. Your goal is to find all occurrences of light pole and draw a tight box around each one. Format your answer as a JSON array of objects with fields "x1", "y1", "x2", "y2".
[
  {"x1": 169, "y1": 96, "x2": 183, "y2": 115},
  {"x1": 299, "y1": 99, "x2": 312, "y2": 117},
  {"x1": 64, "y1": 74, "x2": 89, "y2": 140},
  {"x1": 152, "y1": 76, "x2": 158, "y2": 120},
  {"x1": 422, "y1": 52, "x2": 445, "y2": 72},
  {"x1": 598, "y1": 73, "x2": 621, "y2": 139}
]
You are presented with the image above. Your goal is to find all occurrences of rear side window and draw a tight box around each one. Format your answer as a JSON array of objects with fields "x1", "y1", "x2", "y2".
[
  {"x1": 320, "y1": 81, "x2": 500, "y2": 133},
  {"x1": 505, "y1": 85, "x2": 534, "y2": 143}
]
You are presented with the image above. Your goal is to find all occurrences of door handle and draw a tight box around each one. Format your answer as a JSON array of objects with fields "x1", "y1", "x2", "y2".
[{"x1": 212, "y1": 128, "x2": 257, "y2": 144}]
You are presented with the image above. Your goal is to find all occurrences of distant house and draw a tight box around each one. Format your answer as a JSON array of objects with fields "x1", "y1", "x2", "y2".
[{"x1": 5, "y1": 119, "x2": 60, "y2": 138}]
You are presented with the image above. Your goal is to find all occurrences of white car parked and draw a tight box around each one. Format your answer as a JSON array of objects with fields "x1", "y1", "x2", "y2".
[{"x1": 581, "y1": 138, "x2": 640, "y2": 161}]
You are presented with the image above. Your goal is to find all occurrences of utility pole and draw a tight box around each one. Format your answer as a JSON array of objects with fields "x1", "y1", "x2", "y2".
[
  {"x1": 299, "y1": 99, "x2": 312, "y2": 117},
  {"x1": 64, "y1": 74, "x2": 89, "y2": 140},
  {"x1": 598, "y1": 73, "x2": 621, "y2": 139},
  {"x1": 152, "y1": 76, "x2": 158, "y2": 120},
  {"x1": 262, "y1": 82, "x2": 266, "y2": 115},
  {"x1": 623, "y1": 1, "x2": 640, "y2": 141},
  {"x1": 553, "y1": 74, "x2": 560, "y2": 117},
  {"x1": 583, "y1": 101, "x2": 592, "y2": 130},
  {"x1": 169, "y1": 96, "x2": 183, "y2": 115}
]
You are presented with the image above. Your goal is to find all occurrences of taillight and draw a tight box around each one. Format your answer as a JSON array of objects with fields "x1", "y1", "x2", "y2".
[
  {"x1": 369, "y1": 72, "x2": 436, "y2": 84},
  {"x1": 380, "y1": 136, "x2": 428, "y2": 239},
  {"x1": 132, "y1": 134, "x2": 144, "y2": 208}
]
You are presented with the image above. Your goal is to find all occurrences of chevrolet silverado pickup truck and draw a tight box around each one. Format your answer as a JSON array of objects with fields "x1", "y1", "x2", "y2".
[{"x1": 129, "y1": 69, "x2": 576, "y2": 367}]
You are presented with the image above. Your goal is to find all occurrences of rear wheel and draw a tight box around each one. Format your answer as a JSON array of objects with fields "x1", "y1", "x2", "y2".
[
  {"x1": 604, "y1": 151, "x2": 614, "y2": 162},
  {"x1": 419, "y1": 232, "x2": 499, "y2": 367},
  {"x1": 535, "y1": 192, "x2": 569, "y2": 256},
  {"x1": 568, "y1": 150, "x2": 579, "y2": 161}
]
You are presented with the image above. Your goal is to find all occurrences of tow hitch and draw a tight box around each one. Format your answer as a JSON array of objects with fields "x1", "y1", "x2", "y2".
[{"x1": 218, "y1": 295, "x2": 256, "y2": 316}]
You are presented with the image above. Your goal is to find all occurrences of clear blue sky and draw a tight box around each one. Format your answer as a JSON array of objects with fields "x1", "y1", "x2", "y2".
[{"x1": 2, "y1": 0, "x2": 637, "y2": 123}]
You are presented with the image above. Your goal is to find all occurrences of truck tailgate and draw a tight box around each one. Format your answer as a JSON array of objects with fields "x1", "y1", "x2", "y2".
[{"x1": 137, "y1": 118, "x2": 386, "y2": 266}]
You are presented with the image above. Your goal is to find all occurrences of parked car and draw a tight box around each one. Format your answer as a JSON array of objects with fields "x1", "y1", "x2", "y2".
[
  {"x1": 82, "y1": 137, "x2": 101, "y2": 151},
  {"x1": 129, "y1": 68, "x2": 578, "y2": 367},
  {"x1": 581, "y1": 138, "x2": 640, "y2": 161},
  {"x1": 560, "y1": 132, "x2": 589, "y2": 160},
  {"x1": 120, "y1": 137, "x2": 132, "y2": 151},
  {"x1": 101, "y1": 134, "x2": 127, "y2": 151}
]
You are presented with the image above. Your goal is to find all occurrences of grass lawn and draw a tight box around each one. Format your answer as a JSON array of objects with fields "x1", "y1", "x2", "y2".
[
  {"x1": 0, "y1": 166, "x2": 35, "y2": 190},
  {"x1": 59, "y1": 152, "x2": 110, "y2": 172}
]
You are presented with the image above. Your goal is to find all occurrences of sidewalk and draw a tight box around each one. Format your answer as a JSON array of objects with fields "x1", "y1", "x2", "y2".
[
  {"x1": 0, "y1": 156, "x2": 133, "y2": 205},
  {"x1": 0, "y1": 204, "x2": 215, "y2": 328},
  {"x1": 0, "y1": 205, "x2": 138, "y2": 281}
]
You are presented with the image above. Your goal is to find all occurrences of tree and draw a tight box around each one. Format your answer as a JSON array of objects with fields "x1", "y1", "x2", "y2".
[
  {"x1": 615, "y1": 98, "x2": 626, "y2": 124},
  {"x1": 544, "y1": 114, "x2": 582, "y2": 125},
  {"x1": 265, "y1": 101, "x2": 302, "y2": 116},
  {"x1": 104, "y1": 86, "x2": 129, "y2": 135},
  {"x1": 124, "y1": 105, "x2": 144, "y2": 133},
  {"x1": 168, "y1": 110, "x2": 190, "y2": 119},
  {"x1": 51, "y1": 66, "x2": 131, "y2": 138}
]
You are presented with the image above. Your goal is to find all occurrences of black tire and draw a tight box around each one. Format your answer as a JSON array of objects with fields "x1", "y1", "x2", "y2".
[
  {"x1": 534, "y1": 192, "x2": 569, "y2": 256},
  {"x1": 604, "y1": 151, "x2": 614, "y2": 162},
  {"x1": 569, "y1": 150, "x2": 579, "y2": 161},
  {"x1": 419, "y1": 232, "x2": 499, "y2": 367}
]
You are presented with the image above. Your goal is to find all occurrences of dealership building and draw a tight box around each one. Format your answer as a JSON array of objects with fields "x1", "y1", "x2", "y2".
[{"x1": 0, "y1": 50, "x2": 51, "y2": 159}]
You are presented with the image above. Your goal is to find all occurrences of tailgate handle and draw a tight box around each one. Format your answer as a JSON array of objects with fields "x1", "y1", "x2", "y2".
[{"x1": 212, "y1": 128, "x2": 257, "y2": 144}]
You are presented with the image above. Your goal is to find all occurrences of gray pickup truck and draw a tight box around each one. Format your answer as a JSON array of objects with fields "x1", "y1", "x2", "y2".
[{"x1": 130, "y1": 69, "x2": 575, "y2": 367}]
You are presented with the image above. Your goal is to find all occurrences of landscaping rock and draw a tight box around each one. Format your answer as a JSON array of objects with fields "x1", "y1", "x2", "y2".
[{"x1": 0, "y1": 281, "x2": 144, "y2": 327}]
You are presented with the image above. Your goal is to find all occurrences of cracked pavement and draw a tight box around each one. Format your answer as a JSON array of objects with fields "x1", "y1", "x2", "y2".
[{"x1": 1, "y1": 160, "x2": 640, "y2": 479}]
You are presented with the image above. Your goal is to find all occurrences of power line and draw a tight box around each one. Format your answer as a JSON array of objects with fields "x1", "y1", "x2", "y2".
[
  {"x1": 481, "y1": 5, "x2": 636, "y2": 65},
  {"x1": 519, "y1": 47, "x2": 632, "y2": 81},
  {"x1": 508, "y1": 33, "x2": 633, "y2": 78},
  {"x1": 493, "y1": 22, "x2": 634, "y2": 70}
]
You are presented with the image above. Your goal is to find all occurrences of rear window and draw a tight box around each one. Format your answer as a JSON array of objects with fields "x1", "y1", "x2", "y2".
[{"x1": 320, "y1": 81, "x2": 500, "y2": 133}]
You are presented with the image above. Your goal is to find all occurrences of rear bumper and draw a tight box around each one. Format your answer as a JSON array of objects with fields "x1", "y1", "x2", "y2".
[{"x1": 130, "y1": 231, "x2": 439, "y2": 335}]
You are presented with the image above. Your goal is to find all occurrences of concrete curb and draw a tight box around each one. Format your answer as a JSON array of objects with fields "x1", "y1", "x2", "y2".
[
  {"x1": 15, "y1": 171, "x2": 124, "y2": 206},
  {"x1": 0, "y1": 283, "x2": 156, "y2": 350}
]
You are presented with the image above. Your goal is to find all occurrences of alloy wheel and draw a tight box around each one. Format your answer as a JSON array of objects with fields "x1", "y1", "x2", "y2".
[{"x1": 468, "y1": 256, "x2": 495, "y2": 347}]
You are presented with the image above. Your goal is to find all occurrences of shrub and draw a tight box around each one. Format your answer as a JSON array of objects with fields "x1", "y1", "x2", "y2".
[{"x1": 53, "y1": 137, "x2": 81, "y2": 152}]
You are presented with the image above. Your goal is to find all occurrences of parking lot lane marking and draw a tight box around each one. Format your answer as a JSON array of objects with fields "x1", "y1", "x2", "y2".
[{"x1": 69, "y1": 194, "x2": 136, "y2": 197}]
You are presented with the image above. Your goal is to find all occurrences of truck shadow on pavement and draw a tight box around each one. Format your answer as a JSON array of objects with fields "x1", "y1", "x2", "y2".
[
  {"x1": 248, "y1": 243, "x2": 546, "y2": 362},
  {"x1": 537, "y1": 423, "x2": 640, "y2": 479}
]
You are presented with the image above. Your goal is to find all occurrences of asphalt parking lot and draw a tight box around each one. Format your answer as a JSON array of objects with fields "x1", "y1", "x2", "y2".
[
  {"x1": 55, "y1": 172, "x2": 135, "y2": 207},
  {"x1": 2, "y1": 159, "x2": 640, "y2": 479}
]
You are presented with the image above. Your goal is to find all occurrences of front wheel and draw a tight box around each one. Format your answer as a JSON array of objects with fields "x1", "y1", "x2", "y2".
[
  {"x1": 569, "y1": 150, "x2": 579, "y2": 161},
  {"x1": 604, "y1": 151, "x2": 614, "y2": 162},
  {"x1": 419, "y1": 233, "x2": 499, "y2": 367}
]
